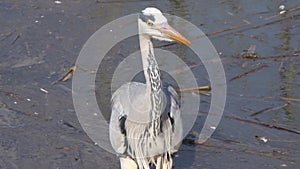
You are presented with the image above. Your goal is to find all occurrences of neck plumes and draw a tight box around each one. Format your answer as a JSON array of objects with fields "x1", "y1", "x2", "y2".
[{"x1": 139, "y1": 33, "x2": 162, "y2": 137}]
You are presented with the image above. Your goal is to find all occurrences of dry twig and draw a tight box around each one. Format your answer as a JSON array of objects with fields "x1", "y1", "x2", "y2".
[
  {"x1": 259, "y1": 53, "x2": 300, "y2": 59},
  {"x1": 52, "y1": 66, "x2": 77, "y2": 85},
  {"x1": 224, "y1": 115, "x2": 300, "y2": 135},
  {"x1": 179, "y1": 86, "x2": 211, "y2": 92},
  {"x1": 280, "y1": 97, "x2": 300, "y2": 102},
  {"x1": 250, "y1": 103, "x2": 289, "y2": 117},
  {"x1": 230, "y1": 64, "x2": 268, "y2": 81}
]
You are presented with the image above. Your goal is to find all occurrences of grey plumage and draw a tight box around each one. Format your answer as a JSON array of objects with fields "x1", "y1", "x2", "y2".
[{"x1": 109, "y1": 7, "x2": 190, "y2": 169}]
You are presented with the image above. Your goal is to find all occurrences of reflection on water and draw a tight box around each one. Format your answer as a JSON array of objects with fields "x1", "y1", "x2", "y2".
[
  {"x1": 226, "y1": 0, "x2": 242, "y2": 13},
  {"x1": 279, "y1": 27, "x2": 291, "y2": 51},
  {"x1": 280, "y1": 64, "x2": 297, "y2": 122},
  {"x1": 169, "y1": 0, "x2": 190, "y2": 19}
]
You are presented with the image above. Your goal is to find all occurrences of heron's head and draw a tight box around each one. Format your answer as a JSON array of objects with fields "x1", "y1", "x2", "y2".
[{"x1": 138, "y1": 7, "x2": 191, "y2": 45}]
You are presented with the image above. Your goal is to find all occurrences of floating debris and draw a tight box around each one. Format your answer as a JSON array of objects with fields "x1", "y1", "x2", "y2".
[
  {"x1": 40, "y1": 88, "x2": 49, "y2": 94},
  {"x1": 280, "y1": 97, "x2": 300, "y2": 102},
  {"x1": 54, "y1": 1, "x2": 62, "y2": 4},
  {"x1": 241, "y1": 44, "x2": 260, "y2": 59},
  {"x1": 242, "y1": 19, "x2": 251, "y2": 24},
  {"x1": 210, "y1": 126, "x2": 216, "y2": 130},
  {"x1": 279, "y1": 10, "x2": 287, "y2": 15},
  {"x1": 279, "y1": 5, "x2": 285, "y2": 10},
  {"x1": 56, "y1": 146, "x2": 71, "y2": 151},
  {"x1": 241, "y1": 62, "x2": 248, "y2": 68},
  {"x1": 179, "y1": 85, "x2": 211, "y2": 92},
  {"x1": 60, "y1": 66, "x2": 77, "y2": 82},
  {"x1": 179, "y1": 85, "x2": 211, "y2": 96},
  {"x1": 279, "y1": 5, "x2": 287, "y2": 15},
  {"x1": 52, "y1": 65, "x2": 77, "y2": 85},
  {"x1": 255, "y1": 135, "x2": 269, "y2": 143}
]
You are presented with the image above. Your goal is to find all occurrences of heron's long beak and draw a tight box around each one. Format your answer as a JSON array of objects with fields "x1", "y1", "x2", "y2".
[{"x1": 158, "y1": 24, "x2": 191, "y2": 45}]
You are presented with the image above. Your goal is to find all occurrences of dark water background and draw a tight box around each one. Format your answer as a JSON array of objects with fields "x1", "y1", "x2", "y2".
[{"x1": 0, "y1": 0, "x2": 299, "y2": 168}]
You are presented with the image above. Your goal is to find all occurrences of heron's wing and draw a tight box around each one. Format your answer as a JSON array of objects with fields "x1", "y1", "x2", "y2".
[
  {"x1": 109, "y1": 94, "x2": 127, "y2": 154},
  {"x1": 109, "y1": 82, "x2": 182, "y2": 155},
  {"x1": 109, "y1": 82, "x2": 147, "y2": 154},
  {"x1": 166, "y1": 85, "x2": 183, "y2": 152}
]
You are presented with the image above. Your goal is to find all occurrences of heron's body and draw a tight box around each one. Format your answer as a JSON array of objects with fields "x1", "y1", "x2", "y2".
[
  {"x1": 109, "y1": 7, "x2": 191, "y2": 169},
  {"x1": 110, "y1": 82, "x2": 182, "y2": 168}
]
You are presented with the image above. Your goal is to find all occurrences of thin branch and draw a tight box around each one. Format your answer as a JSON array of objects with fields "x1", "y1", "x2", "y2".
[
  {"x1": 11, "y1": 34, "x2": 20, "y2": 45},
  {"x1": 229, "y1": 13, "x2": 300, "y2": 36},
  {"x1": 206, "y1": 23, "x2": 249, "y2": 36},
  {"x1": 191, "y1": 12, "x2": 300, "y2": 41},
  {"x1": 179, "y1": 85, "x2": 211, "y2": 92},
  {"x1": 280, "y1": 96, "x2": 300, "y2": 102},
  {"x1": 287, "y1": 5, "x2": 300, "y2": 13},
  {"x1": 258, "y1": 53, "x2": 300, "y2": 59},
  {"x1": 224, "y1": 115, "x2": 300, "y2": 135},
  {"x1": 250, "y1": 107, "x2": 272, "y2": 117},
  {"x1": 230, "y1": 63, "x2": 268, "y2": 81},
  {"x1": 155, "y1": 11, "x2": 300, "y2": 49},
  {"x1": 250, "y1": 103, "x2": 289, "y2": 117}
]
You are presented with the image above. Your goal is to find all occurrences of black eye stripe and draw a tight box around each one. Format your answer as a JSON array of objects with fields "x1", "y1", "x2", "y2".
[{"x1": 139, "y1": 12, "x2": 155, "y2": 23}]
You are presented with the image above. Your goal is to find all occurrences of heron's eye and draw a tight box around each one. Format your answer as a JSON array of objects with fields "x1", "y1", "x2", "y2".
[{"x1": 146, "y1": 20, "x2": 154, "y2": 26}]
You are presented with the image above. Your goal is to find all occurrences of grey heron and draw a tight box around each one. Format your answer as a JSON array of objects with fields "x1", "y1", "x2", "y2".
[{"x1": 109, "y1": 7, "x2": 191, "y2": 169}]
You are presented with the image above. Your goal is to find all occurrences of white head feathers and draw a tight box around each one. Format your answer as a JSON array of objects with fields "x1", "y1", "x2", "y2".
[{"x1": 141, "y1": 7, "x2": 167, "y2": 24}]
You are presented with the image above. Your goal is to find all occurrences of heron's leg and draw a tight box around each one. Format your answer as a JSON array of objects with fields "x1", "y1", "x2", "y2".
[
  {"x1": 156, "y1": 155, "x2": 172, "y2": 169},
  {"x1": 162, "y1": 158, "x2": 172, "y2": 169},
  {"x1": 120, "y1": 157, "x2": 138, "y2": 169},
  {"x1": 156, "y1": 156, "x2": 162, "y2": 169}
]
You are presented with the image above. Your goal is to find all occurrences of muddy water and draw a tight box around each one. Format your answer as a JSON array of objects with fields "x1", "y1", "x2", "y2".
[{"x1": 0, "y1": 0, "x2": 300, "y2": 169}]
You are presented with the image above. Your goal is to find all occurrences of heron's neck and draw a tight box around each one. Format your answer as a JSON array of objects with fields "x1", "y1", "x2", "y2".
[
  {"x1": 139, "y1": 34, "x2": 162, "y2": 136},
  {"x1": 139, "y1": 35, "x2": 161, "y2": 95}
]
